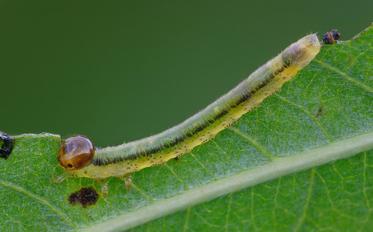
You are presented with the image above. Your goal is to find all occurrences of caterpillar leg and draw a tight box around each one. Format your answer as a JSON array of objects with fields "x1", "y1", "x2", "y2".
[
  {"x1": 121, "y1": 175, "x2": 133, "y2": 191},
  {"x1": 100, "y1": 180, "x2": 109, "y2": 198},
  {"x1": 52, "y1": 173, "x2": 70, "y2": 183}
]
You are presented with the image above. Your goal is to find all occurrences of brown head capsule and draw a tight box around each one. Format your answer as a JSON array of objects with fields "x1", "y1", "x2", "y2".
[{"x1": 58, "y1": 136, "x2": 95, "y2": 170}]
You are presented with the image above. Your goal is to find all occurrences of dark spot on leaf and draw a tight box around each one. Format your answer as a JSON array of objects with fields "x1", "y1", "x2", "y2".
[
  {"x1": 323, "y1": 29, "x2": 341, "y2": 44},
  {"x1": 68, "y1": 187, "x2": 99, "y2": 207},
  {"x1": 0, "y1": 132, "x2": 14, "y2": 159},
  {"x1": 315, "y1": 106, "x2": 324, "y2": 118}
]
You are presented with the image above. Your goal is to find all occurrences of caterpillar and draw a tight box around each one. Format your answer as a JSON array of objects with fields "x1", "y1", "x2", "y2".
[{"x1": 59, "y1": 34, "x2": 321, "y2": 179}]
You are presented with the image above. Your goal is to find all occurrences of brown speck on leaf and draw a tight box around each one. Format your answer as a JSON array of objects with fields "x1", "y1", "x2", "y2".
[
  {"x1": 68, "y1": 187, "x2": 99, "y2": 208},
  {"x1": 315, "y1": 106, "x2": 324, "y2": 118},
  {"x1": 0, "y1": 132, "x2": 14, "y2": 159},
  {"x1": 322, "y1": 29, "x2": 341, "y2": 44}
]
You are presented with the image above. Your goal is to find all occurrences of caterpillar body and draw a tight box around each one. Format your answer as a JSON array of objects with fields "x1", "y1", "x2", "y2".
[{"x1": 59, "y1": 34, "x2": 321, "y2": 179}]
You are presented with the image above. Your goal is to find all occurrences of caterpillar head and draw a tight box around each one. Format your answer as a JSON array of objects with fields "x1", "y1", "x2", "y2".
[{"x1": 58, "y1": 135, "x2": 95, "y2": 170}]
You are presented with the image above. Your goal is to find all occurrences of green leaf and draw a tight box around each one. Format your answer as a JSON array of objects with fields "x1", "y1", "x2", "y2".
[{"x1": 1, "y1": 25, "x2": 372, "y2": 232}]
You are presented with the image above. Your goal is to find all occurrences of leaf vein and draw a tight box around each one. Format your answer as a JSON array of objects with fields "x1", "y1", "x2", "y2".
[
  {"x1": 314, "y1": 59, "x2": 373, "y2": 93},
  {"x1": 293, "y1": 169, "x2": 315, "y2": 232},
  {"x1": 228, "y1": 127, "x2": 274, "y2": 160},
  {"x1": 0, "y1": 179, "x2": 75, "y2": 228},
  {"x1": 275, "y1": 94, "x2": 332, "y2": 142}
]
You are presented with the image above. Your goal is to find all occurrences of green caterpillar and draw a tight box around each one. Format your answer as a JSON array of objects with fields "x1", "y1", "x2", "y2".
[{"x1": 58, "y1": 34, "x2": 320, "y2": 179}]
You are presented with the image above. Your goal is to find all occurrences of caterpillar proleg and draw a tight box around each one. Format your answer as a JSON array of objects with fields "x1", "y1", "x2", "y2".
[{"x1": 60, "y1": 34, "x2": 321, "y2": 179}]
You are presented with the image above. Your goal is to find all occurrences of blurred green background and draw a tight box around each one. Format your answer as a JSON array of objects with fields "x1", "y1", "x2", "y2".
[{"x1": 0, "y1": 0, "x2": 372, "y2": 146}]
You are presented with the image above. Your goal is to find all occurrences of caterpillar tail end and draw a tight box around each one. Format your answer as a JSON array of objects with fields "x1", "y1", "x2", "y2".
[{"x1": 282, "y1": 34, "x2": 321, "y2": 68}]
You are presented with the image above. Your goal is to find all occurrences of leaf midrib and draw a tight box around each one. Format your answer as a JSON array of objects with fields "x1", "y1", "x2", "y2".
[{"x1": 81, "y1": 132, "x2": 373, "y2": 232}]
